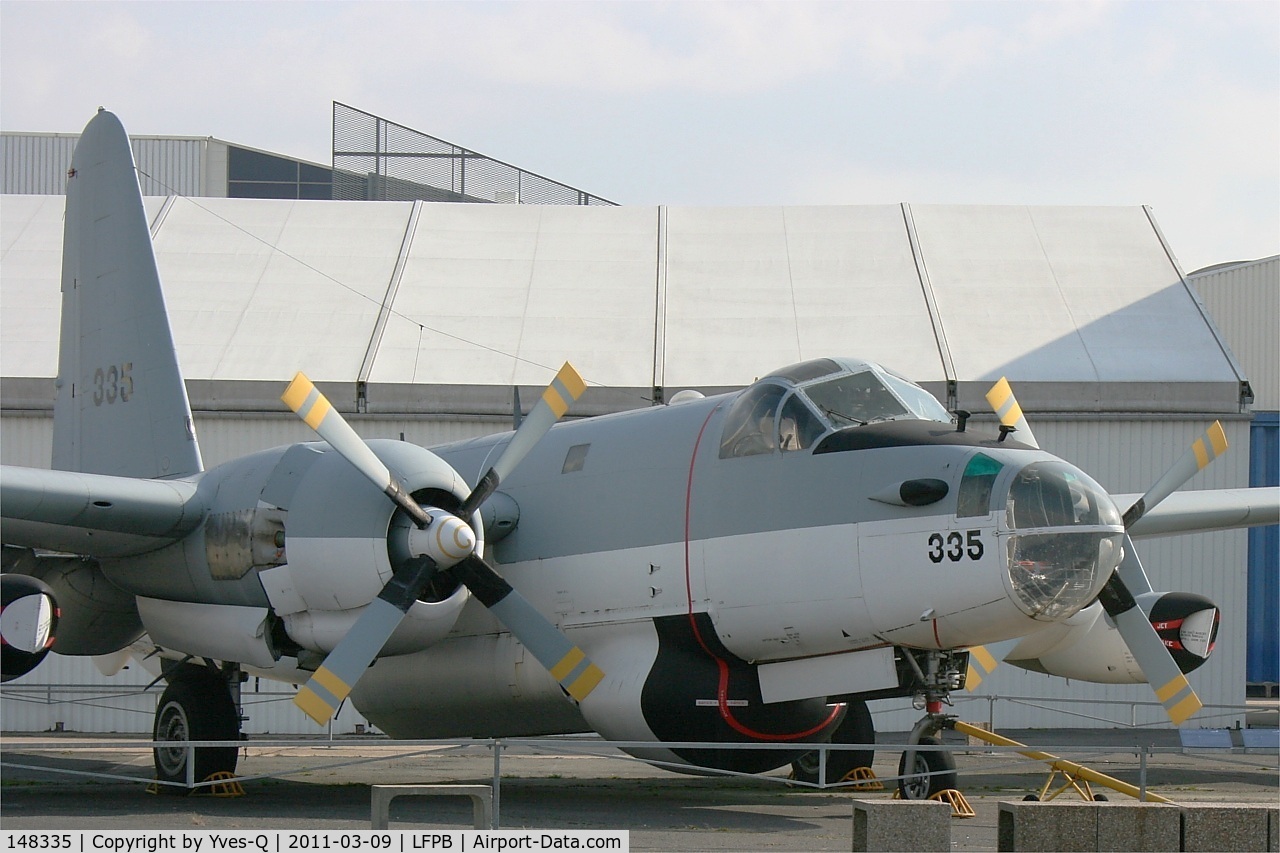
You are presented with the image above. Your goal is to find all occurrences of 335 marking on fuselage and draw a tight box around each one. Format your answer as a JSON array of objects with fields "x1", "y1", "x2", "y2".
[{"x1": 926, "y1": 530, "x2": 984, "y2": 563}]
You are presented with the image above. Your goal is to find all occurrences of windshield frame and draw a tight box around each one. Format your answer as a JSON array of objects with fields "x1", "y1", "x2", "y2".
[{"x1": 717, "y1": 359, "x2": 952, "y2": 458}]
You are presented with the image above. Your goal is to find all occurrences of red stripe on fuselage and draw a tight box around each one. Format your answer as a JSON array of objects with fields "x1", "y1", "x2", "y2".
[{"x1": 682, "y1": 403, "x2": 842, "y2": 741}]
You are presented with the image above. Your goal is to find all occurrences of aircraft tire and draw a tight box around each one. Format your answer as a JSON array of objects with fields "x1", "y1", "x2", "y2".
[
  {"x1": 152, "y1": 665, "x2": 239, "y2": 795},
  {"x1": 896, "y1": 736, "x2": 957, "y2": 800},
  {"x1": 789, "y1": 700, "x2": 874, "y2": 785}
]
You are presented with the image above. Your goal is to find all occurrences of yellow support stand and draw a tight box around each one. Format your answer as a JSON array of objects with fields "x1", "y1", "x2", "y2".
[{"x1": 951, "y1": 720, "x2": 1173, "y2": 804}]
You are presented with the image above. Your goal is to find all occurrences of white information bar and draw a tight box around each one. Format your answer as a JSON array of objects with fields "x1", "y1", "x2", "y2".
[{"x1": 2, "y1": 832, "x2": 629, "y2": 853}]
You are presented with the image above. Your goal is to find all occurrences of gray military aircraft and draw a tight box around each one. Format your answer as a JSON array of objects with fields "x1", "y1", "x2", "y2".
[{"x1": 3, "y1": 110, "x2": 1277, "y2": 795}]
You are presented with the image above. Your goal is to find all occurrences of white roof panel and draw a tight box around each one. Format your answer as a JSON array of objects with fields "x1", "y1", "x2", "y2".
[
  {"x1": 661, "y1": 205, "x2": 945, "y2": 388},
  {"x1": 912, "y1": 205, "x2": 1237, "y2": 384},
  {"x1": 153, "y1": 198, "x2": 411, "y2": 382},
  {"x1": 1, "y1": 195, "x2": 65, "y2": 378},
  {"x1": 373, "y1": 204, "x2": 658, "y2": 389},
  {"x1": 1, "y1": 195, "x2": 1245, "y2": 414}
]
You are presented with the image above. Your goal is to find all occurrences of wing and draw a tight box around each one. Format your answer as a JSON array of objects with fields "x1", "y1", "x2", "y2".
[
  {"x1": 0, "y1": 465, "x2": 203, "y2": 558},
  {"x1": 1114, "y1": 487, "x2": 1279, "y2": 538}
]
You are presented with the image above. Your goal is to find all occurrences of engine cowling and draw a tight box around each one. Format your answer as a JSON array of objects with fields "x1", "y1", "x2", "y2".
[
  {"x1": 257, "y1": 440, "x2": 478, "y2": 659},
  {"x1": 1, "y1": 574, "x2": 59, "y2": 681},
  {"x1": 1004, "y1": 591, "x2": 1219, "y2": 684}
]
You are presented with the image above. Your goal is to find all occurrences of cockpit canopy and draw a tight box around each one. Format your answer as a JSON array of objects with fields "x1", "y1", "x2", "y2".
[{"x1": 719, "y1": 358, "x2": 952, "y2": 458}]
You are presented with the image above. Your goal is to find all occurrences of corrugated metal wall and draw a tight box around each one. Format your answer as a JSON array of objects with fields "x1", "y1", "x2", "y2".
[
  {"x1": 1191, "y1": 256, "x2": 1279, "y2": 411},
  {"x1": 0, "y1": 412, "x2": 504, "y2": 470},
  {"x1": 0, "y1": 651, "x2": 376, "y2": 735},
  {"x1": 1190, "y1": 257, "x2": 1278, "y2": 686},
  {"x1": 1, "y1": 134, "x2": 210, "y2": 197}
]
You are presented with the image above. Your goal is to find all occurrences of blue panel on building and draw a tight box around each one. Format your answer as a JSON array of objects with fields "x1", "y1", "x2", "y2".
[{"x1": 1247, "y1": 412, "x2": 1278, "y2": 684}]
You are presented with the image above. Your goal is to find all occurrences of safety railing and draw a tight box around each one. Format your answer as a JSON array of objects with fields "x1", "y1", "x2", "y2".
[{"x1": 2, "y1": 731, "x2": 1276, "y2": 829}]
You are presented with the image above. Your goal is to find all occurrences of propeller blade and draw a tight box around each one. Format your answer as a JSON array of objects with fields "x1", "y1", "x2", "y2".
[
  {"x1": 964, "y1": 640, "x2": 1018, "y2": 692},
  {"x1": 294, "y1": 557, "x2": 437, "y2": 724},
  {"x1": 1098, "y1": 422, "x2": 1228, "y2": 724},
  {"x1": 1115, "y1": 533, "x2": 1154, "y2": 596},
  {"x1": 1123, "y1": 421, "x2": 1227, "y2": 529},
  {"x1": 452, "y1": 555, "x2": 604, "y2": 702},
  {"x1": 1098, "y1": 573, "x2": 1203, "y2": 724},
  {"x1": 282, "y1": 372, "x2": 431, "y2": 528},
  {"x1": 460, "y1": 363, "x2": 586, "y2": 519},
  {"x1": 985, "y1": 377, "x2": 1038, "y2": 448}
]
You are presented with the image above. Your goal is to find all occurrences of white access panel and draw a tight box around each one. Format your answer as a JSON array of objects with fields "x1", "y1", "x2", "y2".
[
  {"x1": 661, "y1": 205, "x2": 947, "y2": 388},
  {"x1": 374, "y1": 203, "x2": 660, "y2": 389}
]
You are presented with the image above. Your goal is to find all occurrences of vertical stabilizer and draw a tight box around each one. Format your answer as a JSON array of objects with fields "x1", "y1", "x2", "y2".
[{"x1": 52, "y1": 110, "x2": 202, "y2": 478}]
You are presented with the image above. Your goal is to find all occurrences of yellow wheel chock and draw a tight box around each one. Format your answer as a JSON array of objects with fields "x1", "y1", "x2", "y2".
[
  {"x1": 146, "y1": 771, "x2": 244, "y2": 797},
  {"x1": 840, "y1": 766, "x2": 884, "y2": 790}
]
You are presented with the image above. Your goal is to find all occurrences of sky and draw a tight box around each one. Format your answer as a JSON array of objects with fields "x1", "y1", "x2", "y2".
[{"x1": 1, "y1": 1, "x2": 1276, "y2": 273}]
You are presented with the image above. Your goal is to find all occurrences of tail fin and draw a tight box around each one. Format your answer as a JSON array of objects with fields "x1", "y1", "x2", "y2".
[{"x1": 51, "y1": 109, "x2": 202, "y2": 479}]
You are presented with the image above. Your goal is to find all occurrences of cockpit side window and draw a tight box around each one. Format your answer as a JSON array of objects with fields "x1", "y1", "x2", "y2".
[
  {"x1": 803, "y1": 371, "x2": 909, "y2": 427},
  {"x1": 779, "y1": 393, "x2": 824, "y2": 452},
  {"x1": 957, "y1": 453, "x2": 1004, "y2": 517},
  {"x1": 720, "y1": 383, "x2": 786, "y2": 458}
]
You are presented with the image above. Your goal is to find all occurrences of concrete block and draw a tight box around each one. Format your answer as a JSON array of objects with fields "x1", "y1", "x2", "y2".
[
  {"x1": 1271, "y1": 806, "x2": 1278, "y2": 853},
  {"x1": 370, "y1": 784, "x2": 493, "y2": 830},
  {"x1": 1179, "y1": 728, "x2": 1233, "y2": 752},
  {"x1": 1241, "y1": 728, "x2": 1279, "y2": 753},
  {"x1": 851, "y1": 798, "x2": 950, "y2": 852},
  {"x1": 1180, "y1": 803, "x2": 1275, "y2": 852},
  {"x1": 998, "y1": 801, "x2": 1098, "y2": 852},
  {"x1": 1095, "y1": 802, "x2": 1181, "y2": 852}
]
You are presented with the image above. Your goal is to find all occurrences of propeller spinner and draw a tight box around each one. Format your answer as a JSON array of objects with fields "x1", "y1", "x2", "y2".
[{"x1": 282, "y1": 365, "x2": 603, "y2": 723}]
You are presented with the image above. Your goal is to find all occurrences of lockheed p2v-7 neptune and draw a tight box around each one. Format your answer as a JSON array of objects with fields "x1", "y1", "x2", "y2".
[{"x1": 2, "y1": 110, "x2": 1276, "y2": 796}]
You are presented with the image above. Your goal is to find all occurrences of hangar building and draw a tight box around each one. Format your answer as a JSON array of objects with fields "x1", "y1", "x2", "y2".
[{"x1": 0, "y1": 107, "x2": 1271, "y2": 736}]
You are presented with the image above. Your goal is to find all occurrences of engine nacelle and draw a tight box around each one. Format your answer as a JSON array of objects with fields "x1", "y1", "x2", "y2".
[
  {"x1": 1, "y1": 574, "x2": 59, "y2": 682},
  {"x1": 1005, "y1": 592, "x2": 1219, "y2": 684},
  {"x1": 257, "y1": 439, "x2": 479, "y2": 660}
]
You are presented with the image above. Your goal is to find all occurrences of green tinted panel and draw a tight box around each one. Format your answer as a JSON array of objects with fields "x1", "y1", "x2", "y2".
[{"x1": 957, "y1": 453, "x2": 1003, "y2": 517}]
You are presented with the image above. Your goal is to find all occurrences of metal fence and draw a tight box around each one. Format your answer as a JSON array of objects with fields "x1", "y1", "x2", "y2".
[
  {"x1": 3, "y1": 732, "x2": 1277, "y2": 829},
  {"x1": 332, "y1": 102, "x2": 616, "y2": 206}
]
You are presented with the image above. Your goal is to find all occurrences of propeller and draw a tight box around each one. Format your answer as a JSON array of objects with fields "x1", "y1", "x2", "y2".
[
  {"x1": 1094, "y1": 421, "x2": 1227, "y2": 725},
  {"x1": 283, "y1": 364, "x2": 602, "y2": 723},
  {"x1": 979, "y1": 380, "x2": 1224, "y2": 725}
]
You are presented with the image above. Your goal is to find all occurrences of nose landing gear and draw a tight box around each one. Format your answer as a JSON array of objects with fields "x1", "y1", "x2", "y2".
[{"x1": 897, "y1": 649, "x2": 962, "y2": 800}]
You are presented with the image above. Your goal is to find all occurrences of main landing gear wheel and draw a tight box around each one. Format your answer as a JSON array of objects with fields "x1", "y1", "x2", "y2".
[
  {"x1": 897, "y1": 735, "x2": 958, "y2": 800},
  {"x1": 152, "y1": 664, "x2": 240, "y2": 795},
  {"x1": 790, "y1": 700, "x2": 875, "y2": 785}
]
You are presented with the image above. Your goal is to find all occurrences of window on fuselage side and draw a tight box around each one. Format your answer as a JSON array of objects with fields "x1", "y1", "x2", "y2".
[
  {"x1": 957, "y1": 453, "x2": 1003, "y2": 518},
  {"x1": 779, "y1": 393, "x2": 824, "y2": 452},
  {"x1": 719, "y1": 383, "x2": 786, "y2": 458}
]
